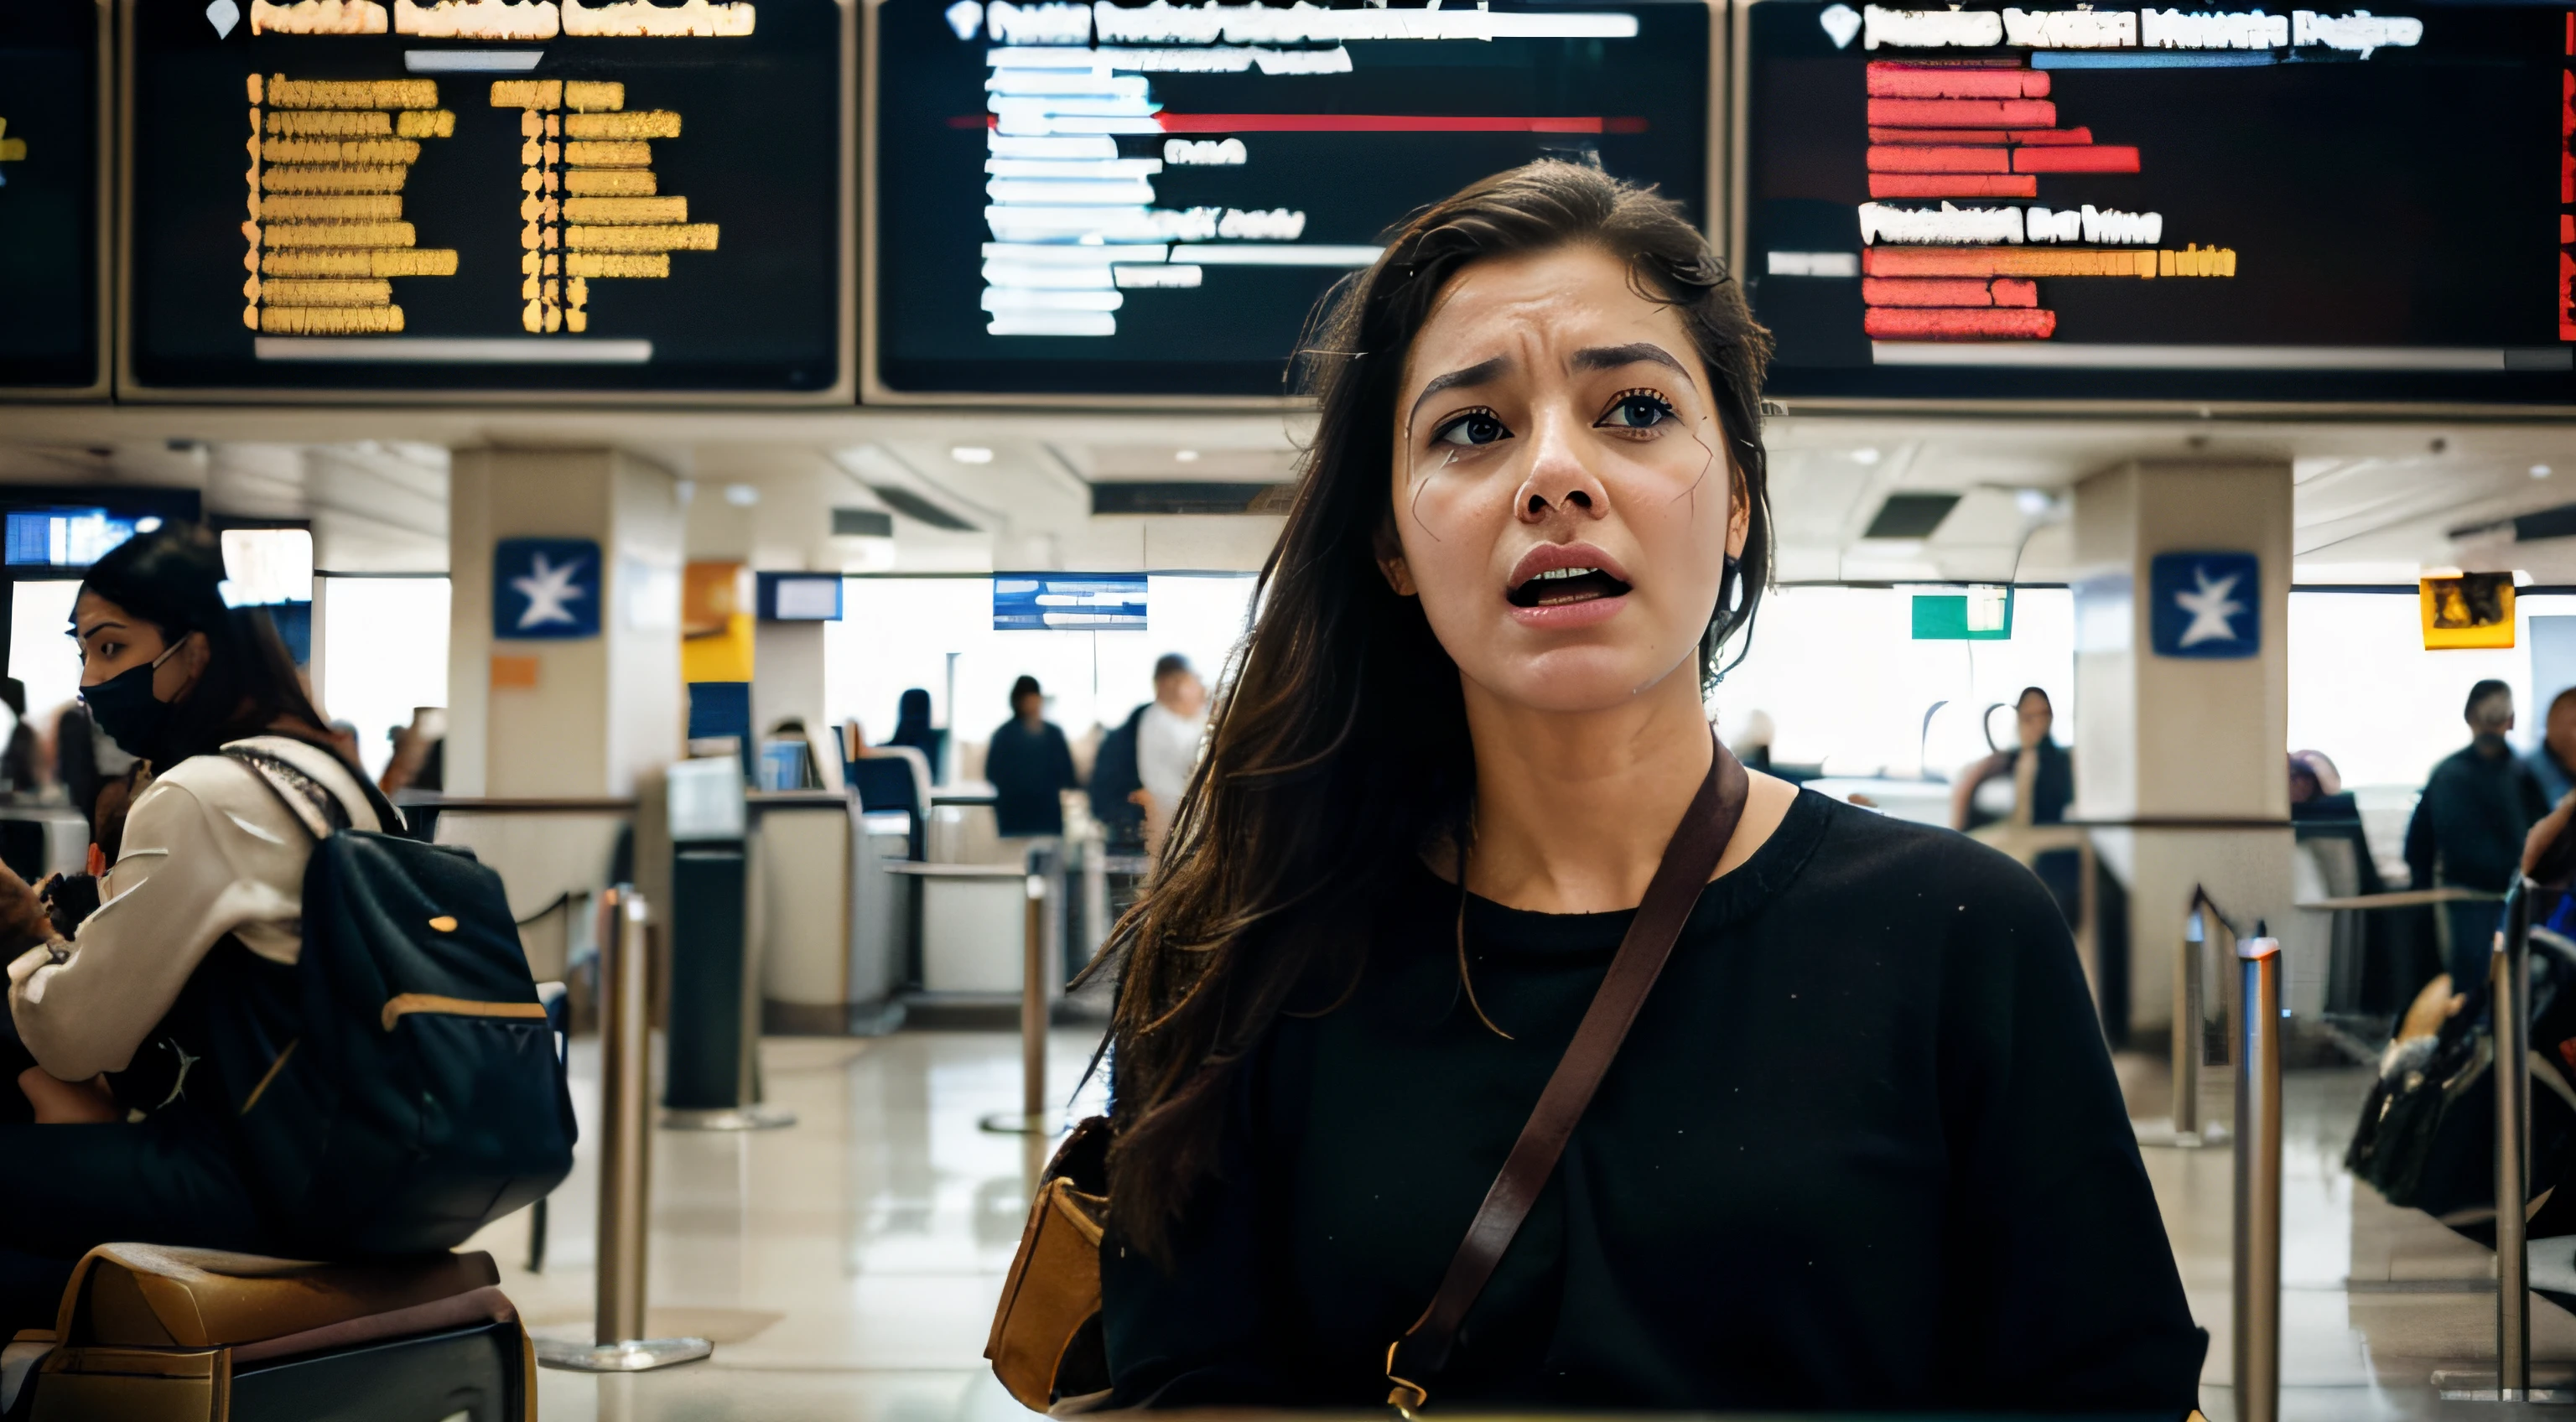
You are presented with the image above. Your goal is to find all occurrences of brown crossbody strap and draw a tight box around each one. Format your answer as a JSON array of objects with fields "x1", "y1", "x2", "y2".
[{"x1": 1384, "y1": 732, "x2": 1751, "y2": 1412}]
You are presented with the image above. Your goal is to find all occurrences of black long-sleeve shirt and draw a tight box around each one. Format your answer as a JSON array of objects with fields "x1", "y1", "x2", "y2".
[
  {"x1": 1102, "y1": 791, "x2": 2206, "y2": 1413},
  {"x1": 985, "y1": 717, "x2": 1078, "y2": 837},
  {"x1": 2406, "y1": 737, "x2": 2552, "y2": 893}
]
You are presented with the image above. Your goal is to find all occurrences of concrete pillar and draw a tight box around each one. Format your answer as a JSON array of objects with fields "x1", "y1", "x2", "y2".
[
  {"x1": 2071, "y1": 460, "x2": 2294, "y2": 1041},
  {"x1": 446, "y1": 448, "x2": 684, "y2": 798}
]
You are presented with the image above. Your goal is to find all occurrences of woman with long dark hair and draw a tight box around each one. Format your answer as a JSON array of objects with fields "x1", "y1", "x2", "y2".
[
  {"x1": 1095, "y1": 163, "x2": 2203, "y2": 1411},
  {"x1": 0, "y1": 525, "x2": 389, "y2": 1331}
]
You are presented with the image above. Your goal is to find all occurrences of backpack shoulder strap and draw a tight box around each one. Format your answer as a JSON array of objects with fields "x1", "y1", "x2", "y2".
[
  {"x1": 221, "y1": 745, "x2": 353, "y2": 842},
  {"x1": 1384, "y1": 731, "x2": 1751, "y2": 1412}
]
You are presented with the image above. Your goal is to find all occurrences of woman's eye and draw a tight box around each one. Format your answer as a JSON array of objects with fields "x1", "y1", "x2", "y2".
[
  {"x1": 1598, "y1": 392, "x2": 1676, "y2": 430},
  {"x1": 1431, "y1": 410, "x2": 1513, "y2": 448}
]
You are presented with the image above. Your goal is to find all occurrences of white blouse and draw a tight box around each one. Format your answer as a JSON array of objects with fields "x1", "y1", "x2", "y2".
[{"x1": 6, "y1": 736, "x2": 382, "y2": 1082}]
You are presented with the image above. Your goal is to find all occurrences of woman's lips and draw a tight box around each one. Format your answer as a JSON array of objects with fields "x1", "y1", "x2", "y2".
[{"x1": 1508, "y1": 592, "x2": 1628, "y2": 631}]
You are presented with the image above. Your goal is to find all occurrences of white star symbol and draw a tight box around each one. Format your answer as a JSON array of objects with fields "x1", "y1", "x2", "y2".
[
  {"x1": 512, "y1": 552, "x2": 588, "y2": 631},
  {"x1": 2174, "y1": 566, "x2": 2245, "y2": 647}
]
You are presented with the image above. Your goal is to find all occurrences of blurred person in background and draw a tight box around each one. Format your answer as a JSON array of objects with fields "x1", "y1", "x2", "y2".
[
  {"x1": 2531, "y1": 688, "x2": 2576, "y2": 807},
  {"x1": 2407, "y1": 679, "x2": 2550, "y2": 990},
  {"x1": 2289, "y1": 750, "x2": 2360, "y2": 821},
  {"x1": 885, "y1": 688, "x2": 946, "y2": 783},
  {"x1": 1135, "y1": 653, "x2": 1208, "y2": 862},
  {"x1": 1088, "y1": 698, "x2": 1150, "y2": 853},
  {"x1": 377, "y1": 707, "x2": 445, "y2": 797},
  {"x1": 987, "y1": 675, "x2": 1077, "y2": 838},
  {"x1": 1950, "y1": 687, "x2": 2073, "y2": 833},
  {"x1": 0, "y1": 682, "x2": 39, "y2": 798},
  {"x1": 52, "y1": 700, "x2": 136, "y2": 840}
]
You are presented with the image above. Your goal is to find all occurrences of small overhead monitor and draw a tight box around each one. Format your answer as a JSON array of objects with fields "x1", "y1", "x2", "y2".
[
  {"x1": 757, "y1": 571, "x2": 844, "y2": 621},
  {"x1": 0, "y1": 487, "x2": 202, "y2": 574},
  {"x1": 993, "y1": 573, "x2": 1147, "y2": 631}
]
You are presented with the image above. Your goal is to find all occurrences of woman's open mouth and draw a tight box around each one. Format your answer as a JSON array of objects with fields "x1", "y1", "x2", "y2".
[
  {"x1": 1503, "y1": 543, "x2": 1635, "y2": 629},
  {"x1": 1507, "y1": 566, "x2": 1634, "y2": 609}
]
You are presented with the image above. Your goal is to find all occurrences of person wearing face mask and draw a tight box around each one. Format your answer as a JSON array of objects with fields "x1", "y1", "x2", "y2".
[
  {"x1": 0, "y1": 525, "x2": 387, "y2": 1333},
  {"x1": 1084, "y1": 163, "x2": 2201, "y2": 1414}
]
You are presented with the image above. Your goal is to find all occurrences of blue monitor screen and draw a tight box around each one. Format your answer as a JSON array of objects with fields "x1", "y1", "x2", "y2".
[
  {"x1": 3, "y1": 508, "x2": 157, "y2": 568},
  {"x1": 994, "y1": 573, "x2": 1148, "y2": 631}
]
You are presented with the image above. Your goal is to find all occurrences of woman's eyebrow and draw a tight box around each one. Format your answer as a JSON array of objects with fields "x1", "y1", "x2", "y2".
[
  {"x1": 1406, "y1": 355, "x2": 1512, "y2": 427},
  {"x1": 76, "y1": 620, "x2": 125, "y2": 640},
  {"x1": 1572, "y1": 342, "x2": 1695, "y2": 385}
]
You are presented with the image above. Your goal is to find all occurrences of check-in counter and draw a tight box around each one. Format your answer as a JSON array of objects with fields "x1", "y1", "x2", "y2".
[{"x1": 752, "y1": 789, "x2": 906, "y2": 1035}]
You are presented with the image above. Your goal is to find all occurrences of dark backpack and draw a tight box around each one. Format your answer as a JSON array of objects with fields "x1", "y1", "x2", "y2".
[
  {"x1": 206, "y1": 745, "x2": 577, "y2": 1257},
  {"x1": 1087, "y1": 705, "x2": 1148, "y2": 849}
]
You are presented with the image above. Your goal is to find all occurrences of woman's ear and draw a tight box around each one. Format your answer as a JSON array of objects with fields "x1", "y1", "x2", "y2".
[
  {"x1": 1724, "y1": 457, "x2": 1752, "y2": 561},
  {"x1": 1379, "y1": 555, "x2": 1417, "y2": 598}
]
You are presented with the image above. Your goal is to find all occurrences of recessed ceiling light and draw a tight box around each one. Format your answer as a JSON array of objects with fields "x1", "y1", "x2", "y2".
[
  {"x1": 1851, "y1": 447, "x2": 1882, "y2": 465},
  {"x1": 724, "y1": 483, "x2": 760, "y2": 507},
  {"x1": 950, "y1": 445, "x2": 995, "y2": 464},
  {"x1": 1175, "y1": 449, "x2": 1200, "y2": 463},
  {"x1": 2014, "y1": 489, "x2": 2051, "y2": 516},
  {"x1": 2535, "y1": 464, "x2": 2554, "y2": 480}
]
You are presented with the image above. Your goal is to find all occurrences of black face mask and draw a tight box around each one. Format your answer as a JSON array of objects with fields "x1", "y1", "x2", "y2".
[{"x1": 81, "y1": 643, "x2": 182, "y2": 760}]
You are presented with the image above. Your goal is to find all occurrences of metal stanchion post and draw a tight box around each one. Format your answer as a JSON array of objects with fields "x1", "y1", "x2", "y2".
[
  {"x1": 538, "y1": 887, "x2": 714, "y2": 1373},
  {"x1": 980, "y1": 866, "x2": 1063, "y2": 1136},
  {"x1": 2142, "y1": 890, "x2": 2228, "y2": 1150},
  {"x1": 2233, "y1": 926, "x2": 2282, "y2": 1422},
  {"x1": 2176, "y1": 903, "x2": 2205, "y2": 1140},
  {"x1": 2437, "y1": 880, "x2": 2573, "y2": 1404},
  {"x1": 2497, "y1": 881, "x2": 2536, "y2": 1400}
]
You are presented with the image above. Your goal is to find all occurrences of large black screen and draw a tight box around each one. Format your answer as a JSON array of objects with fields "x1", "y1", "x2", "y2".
[
  {"x1": 872, "y1": 0, "x2": 1710, "y2": 399},
  {"x1": 0, "y1": 3, "x2": 105, "y2": 394},
  {"x1": 1742, "y1": 0, "x2": 2573, "y2": 406},
  {"x1": 124, "y1": 0, "x2": 845, "y2": 399}
]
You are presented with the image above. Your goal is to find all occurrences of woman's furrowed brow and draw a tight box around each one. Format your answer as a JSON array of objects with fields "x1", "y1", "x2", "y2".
[
  {"x1": 1406, "y1": 355, "x2": 1512, "y2": 426},
  {"x1": 1571, "y1": 342, "x2": 1695, "y2": 386}
]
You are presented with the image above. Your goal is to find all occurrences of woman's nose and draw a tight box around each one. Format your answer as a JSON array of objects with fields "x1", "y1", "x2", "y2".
[{"x1": 1514, "y1": 420, "x2": 1610, "y2": 524}]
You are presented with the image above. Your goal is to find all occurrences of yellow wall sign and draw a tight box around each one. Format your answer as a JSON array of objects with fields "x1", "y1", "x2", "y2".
[{"x1": 2421, "y1": 572, "x2": 2516, "y2": 650}]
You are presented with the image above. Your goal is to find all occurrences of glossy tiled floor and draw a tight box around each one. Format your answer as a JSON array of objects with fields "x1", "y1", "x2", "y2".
[{"x1": 470, "y1": 1034, "x2": 2576, "y2": 1419}]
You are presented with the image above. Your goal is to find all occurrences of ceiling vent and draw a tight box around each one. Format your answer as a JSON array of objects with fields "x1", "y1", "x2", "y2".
[
  {"x1": 866, "y1": 485, "x2": 977, "y2": 532},
  {"x1": 1091, "y1": 481, "x2": 1296, "y2": 516},
  {"x1": 1861, "y1": 492, "x2": 1961, "y2": 540},
  {"x1": 831, "y1": 507, "x2": 893, "y2": 538}
]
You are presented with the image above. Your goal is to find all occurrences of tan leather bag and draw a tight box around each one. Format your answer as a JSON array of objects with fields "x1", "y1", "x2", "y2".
[{"x1": 986, "y1": 1117, "x2": 1112, "y2": 1410}]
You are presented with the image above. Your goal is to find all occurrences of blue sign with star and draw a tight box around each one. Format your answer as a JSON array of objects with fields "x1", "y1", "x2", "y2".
[
  {"x1": 2149, "y1": 551, "x2": 2258, "y2": 659},
  {"x1": 494, "y1": 537, "x2": 601, "y2": 641}
]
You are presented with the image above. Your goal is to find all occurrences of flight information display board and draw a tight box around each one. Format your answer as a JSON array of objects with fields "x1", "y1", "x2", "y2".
[
  {"x1": 1742, "y1": 0, "x2": 2572, "y2": 405},
  {"x1": 0, "y1": 3, "x2": 108, "y2": 395},
  {"x1": 871, "y1": 0, "x2": 1710, "y2": 399},
  {"x1": 123, "y1": 0, "x2": 847, "y2": 400}
]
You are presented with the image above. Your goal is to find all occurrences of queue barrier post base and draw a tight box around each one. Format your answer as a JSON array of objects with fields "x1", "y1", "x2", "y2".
[
  {"x1": 978, "y1": 1111, "x2": 1070, "y2": 1137},
  {"x1": 535, "y1": 1337, "x2": 716, "y2": 1373},
  {"x1": 661, "y1": 1104, "x2": 798, "y2": 1132},
  {"x1": 2134, "y1": 1121, "x2": 2230, "y2": 1150}
]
